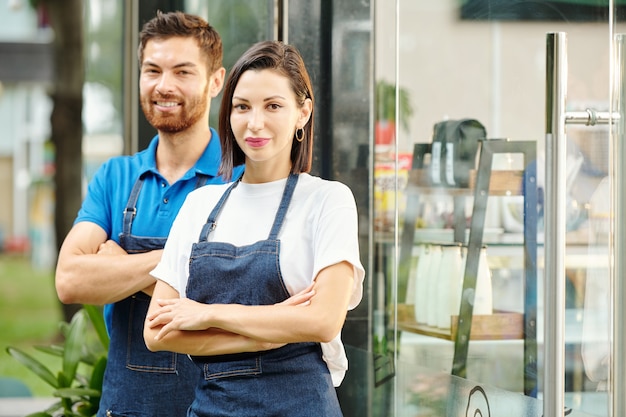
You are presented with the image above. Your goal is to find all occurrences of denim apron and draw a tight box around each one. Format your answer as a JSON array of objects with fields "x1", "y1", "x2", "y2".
[
  {"x1": 98, "y1": 174, "x2": 207, "y2": 417},
  {"x1": 186, "y1": 174, "x2": 342, "y2": 417}
]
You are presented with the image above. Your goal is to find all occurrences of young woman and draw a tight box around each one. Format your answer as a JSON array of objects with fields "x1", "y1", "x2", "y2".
[{"x1": 144, "y1": 40, "x2": 365, "y2": 416}]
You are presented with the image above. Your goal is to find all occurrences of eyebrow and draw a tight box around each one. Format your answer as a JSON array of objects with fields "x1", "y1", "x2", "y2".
[
  {"x1": 142, "y1": 60, "x2": 198, "y2": 69},
  {"x1": 232, "y1": 95, "x2": 287, "y2": 102}
]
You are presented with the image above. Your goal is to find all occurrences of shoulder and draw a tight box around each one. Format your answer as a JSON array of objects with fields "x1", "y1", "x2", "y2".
[
  {"x1": 185, "y1": 182, "x2": 232, "y2": 202},
  {"x1": 296, "y1": 174, "x2": 356, "y2": 203}
]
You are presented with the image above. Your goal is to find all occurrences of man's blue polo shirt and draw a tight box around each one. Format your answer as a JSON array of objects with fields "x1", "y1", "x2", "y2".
[{"x1": 75, "y1": 128, "x2": 243, "y2": 331}]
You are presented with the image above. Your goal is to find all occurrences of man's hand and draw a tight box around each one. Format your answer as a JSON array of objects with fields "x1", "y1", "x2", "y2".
[
  {"x1": 96, "y1": 240, "x2": 127, "y2": 256},
  {"x1": 96, "y1": 239, "x2": 157, "y2": 296}
]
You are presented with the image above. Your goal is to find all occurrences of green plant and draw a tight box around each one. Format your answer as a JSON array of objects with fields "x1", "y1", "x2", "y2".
[
  {"x1": 375, "y1": 79, "x2": 414, "y2": 133},
  {"x1": 6, "y1": 305, "x2": 109, "y2": 417}
]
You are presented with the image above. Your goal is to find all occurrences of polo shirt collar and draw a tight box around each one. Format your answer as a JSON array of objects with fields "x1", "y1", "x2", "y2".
[{"x1": 139, "y1": 127, "x2": 222, "y2": 181}]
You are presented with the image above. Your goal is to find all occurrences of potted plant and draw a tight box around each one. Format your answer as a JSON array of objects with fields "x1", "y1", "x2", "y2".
[
  {"x1": 375, "y1": 79, "x2": 414, "y2": 146},
  {"x1": 6, "y1": 305, "x2": 109, "y2": 417}
]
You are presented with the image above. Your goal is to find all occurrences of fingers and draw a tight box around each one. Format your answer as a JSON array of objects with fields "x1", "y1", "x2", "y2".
[
  {"x1": 96, "y1": 240, "x2": 126, "y2": 255},
  {"x1": 155, "y1": 324, "x2": 173, "y2": 340},
  {"x1": 155, "y1": 298, "x2": 177, "y2": 307},
  {"x1": 146, "y1": 307, "x2": 175, "y2": 340},
  {"x1": 146, "y1": 299, "x2": 175, "y2": 322},
  {"x1": 276, "y1": 286, "x2": 316, "y2": 306}
]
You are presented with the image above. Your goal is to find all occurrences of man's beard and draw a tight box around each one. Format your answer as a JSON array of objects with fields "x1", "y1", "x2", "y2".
[{"x1": 141, "y1": 85, "x2": 209, "y2": 133}]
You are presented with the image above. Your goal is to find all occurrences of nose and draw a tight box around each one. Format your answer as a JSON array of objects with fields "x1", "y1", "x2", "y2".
[
  {"x1": 155, "y1": 72, "x2": 174, "y2": 95},
  {"x1": 247, "y1": 109, "x2": 264, "y2": 131}
]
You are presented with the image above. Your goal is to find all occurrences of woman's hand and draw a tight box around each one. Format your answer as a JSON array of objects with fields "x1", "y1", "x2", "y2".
[
  {"x1": 147, "y1": 284, "x2": 315, "y2": 341},
  {"x1": 146, "y1": 298, "x2": 211, "y2": 340},
  {"x1": 275, "y1": 283, "x2": 315, "y2": 306}
]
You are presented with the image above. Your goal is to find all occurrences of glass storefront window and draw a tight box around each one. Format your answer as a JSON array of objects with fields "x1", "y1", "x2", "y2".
[
  {"x1": 373, "y1": 1, "x2": 621, "y2": 416},
  {"x1": 83, "y1": 0, "x2": 124, "y2": 181}
]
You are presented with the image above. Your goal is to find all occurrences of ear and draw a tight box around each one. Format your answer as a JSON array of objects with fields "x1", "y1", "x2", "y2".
[
  {"x1": 209, "y1": 67, "x2": 226, "y2": 98},
  {"x1": 297, "y1": 97, "x2": 313, "y2": 128}
]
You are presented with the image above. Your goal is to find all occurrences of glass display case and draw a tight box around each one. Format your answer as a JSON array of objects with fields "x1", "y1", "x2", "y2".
[{"x1": 365, "y1": 1, "x2": 625, "y2": 416}]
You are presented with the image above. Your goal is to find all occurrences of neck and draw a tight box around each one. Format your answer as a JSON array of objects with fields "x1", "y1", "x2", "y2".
[
  {"x1": 241, "y1": 161, "x2": 292, "y2": 184},
  {"x1": 156, "y1": 124, "x2": 212, "y2": 184}
]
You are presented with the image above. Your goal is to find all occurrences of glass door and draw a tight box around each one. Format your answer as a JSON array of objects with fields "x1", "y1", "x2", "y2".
[{"x1": 374, "y1": 1, "x2": 624, "y2": 416}]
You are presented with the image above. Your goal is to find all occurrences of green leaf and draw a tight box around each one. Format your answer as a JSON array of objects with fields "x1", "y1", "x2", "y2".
[
  {"x1": 62, "y1": 309, "x2": 88, "y2": 381},
  {"x1": 89, "y1": 356, "x2": 107, "y2": 391},
  {"x1": 58, "y1": 321, "x2": 70, "y2": 337},
  {"x1": 77, "y1": 401, "x2": 99, "y2": 417},
  {"x1": 6, "y1": 346, "x2": 58, "y2": 388},
  {"x1": 41, "y1": 399, "x2": 62, "y2": 415},
  {"x1": 24, "y1": 412, "x2": 54, "y2": 417},
  {"x1": 57, "y1": 371, "x2": 72, "y2": 389},
  {"x1": 54, "y1": 387, "x2": 101, "y2": 398},
  {"x1": 35, "y1": 344, "x2": 64, "y2": 357},
  {"x1": 84, "y1": 304, "x2": 110, "y2": 350},
  {"x1": 78, "y1": 350, "x2": 99, "y2": 367}
]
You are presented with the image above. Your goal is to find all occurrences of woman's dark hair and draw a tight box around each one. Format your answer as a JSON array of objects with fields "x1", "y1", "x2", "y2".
[
  {"x1": 138, "y1": 10, "x2": 223, "y2": 75},
  {"x1": 218, "y1": 40, "x2": 315, "y2": 180}
]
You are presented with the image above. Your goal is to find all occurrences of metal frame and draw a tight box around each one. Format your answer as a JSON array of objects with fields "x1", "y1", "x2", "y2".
[
  {"x1": 398, "y1": 139, "x2": 538, "y2": 394},
  {"x1": 450, "y1": 139, "x2": 538, "y2": 397}
]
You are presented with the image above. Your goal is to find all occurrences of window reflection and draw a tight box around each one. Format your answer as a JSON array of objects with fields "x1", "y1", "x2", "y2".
[{"x1": 375, "y1": 1, "x2": 615, "y2": 416}]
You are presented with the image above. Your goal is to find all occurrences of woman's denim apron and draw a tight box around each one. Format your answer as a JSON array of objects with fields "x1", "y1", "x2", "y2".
[
  {"x1": 185, "y1": 174, "x2": 342, "y2": 417},
  {"x1": 98, "y1": 175, "x2": 206, "y2": 417}
]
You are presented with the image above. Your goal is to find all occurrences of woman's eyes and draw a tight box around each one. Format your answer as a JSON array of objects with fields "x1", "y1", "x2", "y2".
[{"x1": 232, "y1": 103, "x2": 283, "y2": 111}]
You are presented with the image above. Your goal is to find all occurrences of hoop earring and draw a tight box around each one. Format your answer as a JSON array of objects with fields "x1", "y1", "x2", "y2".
[{"x1": 295, "y1": 128, "x2": 304, "y2": 142}]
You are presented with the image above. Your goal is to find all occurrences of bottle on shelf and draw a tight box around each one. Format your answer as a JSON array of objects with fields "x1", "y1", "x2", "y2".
[
  {"x1": 436, "y1": 243, "x2": 464, "y2": 330},
  {"x1": 425, "y1": 244, "x2": 443, "y2": 327},
  {"x1": 412, "y1": 244, "x2": 432, "y2": 324},
  {"x1": 473, "y1": 245, "x2": 493, "y2": 315}
]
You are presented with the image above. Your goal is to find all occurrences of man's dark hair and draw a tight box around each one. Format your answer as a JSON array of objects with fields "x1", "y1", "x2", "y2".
[{"x1": 138, "y1": 10, "x2": 223, "y2": 75}]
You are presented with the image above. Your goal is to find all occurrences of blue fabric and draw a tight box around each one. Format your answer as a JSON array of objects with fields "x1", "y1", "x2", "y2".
[
  {"x1": 74, "y1": 128, "x2": 243, "y2": 332},
  {"x1": 185, "y1": 174, "x2": 343, "y2": 416},
  {"x1": 83, "y1": 129, "x2": 242, "y2": 417},
  {"x1": 98, "y1": 176, "x2": 202, "y2": 417},
  {"x1": 77, "y1": 128, "x2": 227, "y2": 239}
]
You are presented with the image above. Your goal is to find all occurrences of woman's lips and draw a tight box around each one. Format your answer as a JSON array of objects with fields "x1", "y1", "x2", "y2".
[{"x1": 246, "y1": 137, "x2": 270, "y2": 148}]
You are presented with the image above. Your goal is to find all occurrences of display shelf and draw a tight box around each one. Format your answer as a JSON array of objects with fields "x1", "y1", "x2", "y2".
[
  {"x1": 396, "y1": 304, "x2": 524, "y2": 341},
  {"x1": 407, "y1": 168, "x2": 525, "y2": 195},
  {"x1": 397, "y1": 139, "x2": 538, "y2": 395}
]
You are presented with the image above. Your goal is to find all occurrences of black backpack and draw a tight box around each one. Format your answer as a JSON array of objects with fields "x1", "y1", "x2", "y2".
[{"x1": 429, "y1": 119, "x2": 487, "y2": 187}]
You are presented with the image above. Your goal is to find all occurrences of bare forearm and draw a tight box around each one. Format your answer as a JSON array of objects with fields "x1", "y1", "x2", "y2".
[
  {"x1": 145, "y1": 327, "x2": 280, "y2": 356},
  {"x1": 207, "y1": 264, "x2": 355, "y2": 343},
  {"x1": 208, "y1": 303, "x2": 343, "y2": 344},
  {"x1": 147, "y1": 263, "x2": 355, "y2": 345},
  {"x1": 56, "y1": 250, "x2": 162, "y2": 305}
]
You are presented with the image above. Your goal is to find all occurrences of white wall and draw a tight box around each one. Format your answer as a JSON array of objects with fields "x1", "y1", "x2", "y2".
[{"x1": 377, "y1": 0, "x2": 614, "y2": 152}]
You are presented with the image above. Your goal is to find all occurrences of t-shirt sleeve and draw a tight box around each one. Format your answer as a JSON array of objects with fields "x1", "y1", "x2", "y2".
[
  {"x1": 150, "y1": 191, "x2": 200, "y2": 295},
  {"x1": 313, "y1": 182, "x2": 365, "y2": 310},
  {"x1": 75, "y1": 160, "x2": 114, "y2": 235}
]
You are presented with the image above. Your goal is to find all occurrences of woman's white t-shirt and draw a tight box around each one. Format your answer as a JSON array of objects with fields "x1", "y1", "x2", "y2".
[{"x1": 151, "y1": 173, "x2": 365, "y2": 386}]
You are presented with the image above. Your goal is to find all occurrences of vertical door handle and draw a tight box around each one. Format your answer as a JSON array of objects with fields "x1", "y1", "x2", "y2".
[{"x1": 544, "y1": 31, "x2": 567, "y2": 417}]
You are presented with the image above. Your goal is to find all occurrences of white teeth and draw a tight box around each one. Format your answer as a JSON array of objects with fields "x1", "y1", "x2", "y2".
[{"x1": 156, "y1": 101, "x2": 178, "y2": 107}]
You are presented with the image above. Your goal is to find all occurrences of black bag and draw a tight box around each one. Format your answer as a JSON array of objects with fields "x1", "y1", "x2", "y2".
[{"x1": 429, "y1": 119, "x2": 487, "y2": 187}]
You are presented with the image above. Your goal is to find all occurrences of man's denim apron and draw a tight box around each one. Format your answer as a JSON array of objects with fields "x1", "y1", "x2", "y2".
[
  {"x1": 185, "y1": 174, "x2": 342, "y2": 417},
  {"x1": 98, "y1": 174, "x2": 206, "y2": 417}
]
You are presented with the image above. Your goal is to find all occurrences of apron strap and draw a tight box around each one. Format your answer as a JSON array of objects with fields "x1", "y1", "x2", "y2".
[
  {"x1": 121, "y1": 176, "x2": 145, "y2": 236},
  {"x1": 268, "y1": 174, "x2": 299, "y2": 240},
  {"x1": 198, "y1": 179, "x2": 241, "y2": 242}
]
